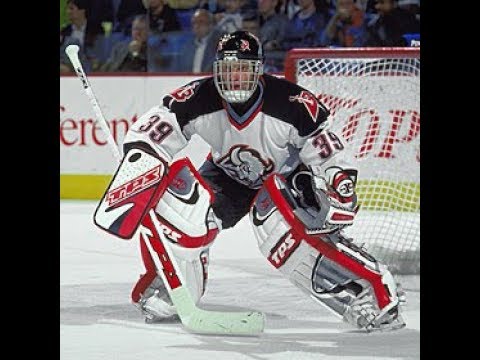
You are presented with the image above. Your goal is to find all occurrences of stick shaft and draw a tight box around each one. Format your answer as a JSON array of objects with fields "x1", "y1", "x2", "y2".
[{"x1": 65, "y1": 45, "x2": 122, "y2": 161}]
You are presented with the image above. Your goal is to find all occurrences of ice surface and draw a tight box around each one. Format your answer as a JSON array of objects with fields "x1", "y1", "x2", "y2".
[{"x1": 60, "y1": 200, "x2": 420, "y2": 360}]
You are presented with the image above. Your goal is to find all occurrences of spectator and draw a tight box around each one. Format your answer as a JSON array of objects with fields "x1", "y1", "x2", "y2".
[
  {"x1": 314, "y1": 0, "x2": 331, "y2": 13},
  {"x1": 142, "y1": 0, "x2": 182, "y2": 34},
  {"x1": 240, "y1": 10, "x2": 284, "y2": 72},
  {"x1": 320, "y1": 0, "x2": 365, "y2": 47},
  {"x1": 276, "y1": 0, "x2": 300, "y2": 20},
  {"x1": 86, "y1": 0, "x2": 115, "y2": 31},
  {"x1": 281, "y1": 0, "x2": 329, "y2": 50},
  {"x1": 358, "y1": 0, "x2": 378, "y2": 14},
  {"x1": 363, "y1": 0, "x2": 419, "y2": 46},
  {"x1": 61, "y1": 0, "x2": 68, "y2": 28},
  {"x1": 115, "y1": 0, "x2": 147, "y2": 34},
  {"x1": 241, "y1": 0, "x2": 259, "y2": 12},
  {"x1": 100, "y1": 15, "x2": 148, "y2": 72},
  {"x1": 60, "y1": 0, "x2": 104, "y2": 73},
  {"x1": 241, "y1": 11, "x2": 261, "y2": 37},
  {"x1": 354, "y1": 0, "x2": 369, "y2": 12},
  {"x1": 214, "y1": 0, "x2": 244, "y2": 33},
  {"x1": 397, "y1": 0, "x2": 419, "y2": 21},
  {"x1": 258, "y1": 0, "x2": 289, "y2": 51},
  {"x1": 198, "y1": 0, "x2": 225, "y2": 14},
  {"x1": 166, "y1": 0, "x2": 199, "y2": 9},
  {"x1": 177, "y1": 9, "x2": 224, "y2": 72}
]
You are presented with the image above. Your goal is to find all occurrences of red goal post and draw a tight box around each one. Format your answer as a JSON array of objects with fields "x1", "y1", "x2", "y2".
[{"x1": 284, "y1": 48, "x2": 420, "y2": 274}]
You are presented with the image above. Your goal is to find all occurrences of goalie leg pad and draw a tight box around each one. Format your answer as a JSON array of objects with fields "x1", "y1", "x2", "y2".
[
  {"x1": 132, "y1": 158, "x2": 219, "y2": 321},
  {"x1": 94, "y1": 146, "x2": 169, "y2": 239},
  {"x1": 250, "y1": 174, "x2": 405, "y2": 331}
]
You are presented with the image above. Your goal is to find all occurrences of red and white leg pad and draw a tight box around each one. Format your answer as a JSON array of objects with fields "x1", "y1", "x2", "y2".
[
  {"x1": 249, "y1": 174, "x2": 406, "y2": 331},
  {"x1": 131, "y1": 158, "x2": 219, "y2": 321}
]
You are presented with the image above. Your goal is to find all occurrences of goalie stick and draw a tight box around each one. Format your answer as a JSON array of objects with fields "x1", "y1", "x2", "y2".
[{"x1": 65, "y1": 44, "x2": 265, "y2": 335}]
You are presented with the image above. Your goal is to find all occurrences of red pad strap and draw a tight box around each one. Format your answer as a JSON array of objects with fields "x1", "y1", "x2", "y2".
[
  {"x1": 154, "y1": 214, "x2": 219, "y2": 248},
  {"x1": 139, "y1": 212, "x2": 182, "y2": 291}
]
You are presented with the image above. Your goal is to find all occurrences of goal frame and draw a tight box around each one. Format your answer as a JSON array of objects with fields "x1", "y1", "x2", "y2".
[{"x1": 284, "y1": 47, "x2": 420, "y2": 83}]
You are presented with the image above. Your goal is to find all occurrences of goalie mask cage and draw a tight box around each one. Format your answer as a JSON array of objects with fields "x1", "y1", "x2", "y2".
[{"x1": 284, "y1": 48, "x2": 420, "y2": 274}]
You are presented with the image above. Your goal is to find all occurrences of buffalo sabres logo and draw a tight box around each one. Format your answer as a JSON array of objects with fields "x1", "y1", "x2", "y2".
[
  {"x1": 289, "y1": 91, "x2": 320, "y2": 122},
  {"x1": 217, "y1": 145, "x2": 274, "y2": 188},
  {"x1": 239, "y1": 40, "x2": 251, "y2": 52}
]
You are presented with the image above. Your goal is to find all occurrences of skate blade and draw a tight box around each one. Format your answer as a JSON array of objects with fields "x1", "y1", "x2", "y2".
[{"x1": 145, "y1": 314, "x2": 180, "y2": 324}]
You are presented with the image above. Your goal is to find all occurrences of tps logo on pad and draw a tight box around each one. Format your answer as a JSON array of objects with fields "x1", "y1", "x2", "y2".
[{"x1": 107, "y1": 166, "x2": 162, "y2": 206}]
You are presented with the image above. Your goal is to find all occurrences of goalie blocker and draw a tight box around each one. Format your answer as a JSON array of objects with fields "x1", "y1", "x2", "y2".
[
  {"x1": 250, "y1": 174, "x2": 406, "y2": 331},
  {"x1": 94, "y1": 146, "x2": 169, "y2": 239}
]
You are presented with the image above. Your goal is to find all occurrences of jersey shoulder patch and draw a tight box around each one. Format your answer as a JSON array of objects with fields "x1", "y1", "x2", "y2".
[
  {"x1": 162, "y1": 77, "x2": 223, "y2": 127},
  {"x1": 262, "y1": 74, "x2": 330, "y2": 137}
]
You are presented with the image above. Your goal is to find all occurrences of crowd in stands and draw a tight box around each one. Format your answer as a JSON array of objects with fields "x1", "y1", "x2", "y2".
[{"x1": 60, "y1": 0, "x2": 420, "y2": 74}]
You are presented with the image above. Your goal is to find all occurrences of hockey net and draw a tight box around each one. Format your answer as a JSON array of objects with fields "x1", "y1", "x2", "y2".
[{"x1": 284, "y1": 48, "x2": 420, "y2": 274}]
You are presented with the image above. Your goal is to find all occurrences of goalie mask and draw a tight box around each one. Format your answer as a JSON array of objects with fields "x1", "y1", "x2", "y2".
[{"x1": 213, "y1": 31, "x2": 265, "y2": 103}]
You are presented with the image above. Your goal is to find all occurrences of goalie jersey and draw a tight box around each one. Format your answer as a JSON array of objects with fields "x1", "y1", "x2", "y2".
[{"x1": 124, "y1": 74, "x2": 334, "y2": 189}]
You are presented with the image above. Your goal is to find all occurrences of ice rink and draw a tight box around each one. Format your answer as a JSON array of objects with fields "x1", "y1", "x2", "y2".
[{"x1": 60, "y1": 200, "x2": 420, "y2": 360}]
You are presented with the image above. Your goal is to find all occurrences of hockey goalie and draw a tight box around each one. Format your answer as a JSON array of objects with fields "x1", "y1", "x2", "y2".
[{"x1": 95, "y1": 30, "x2": 406, "y2": 332}]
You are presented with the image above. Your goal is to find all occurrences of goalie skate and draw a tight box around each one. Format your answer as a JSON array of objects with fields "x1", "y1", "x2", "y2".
[
  {"x1": 343, "y1": 280, "x2": 406, "y2": 332},
  {"x1": 134, "y1": 276, "x2": 178, "y2": 323}
]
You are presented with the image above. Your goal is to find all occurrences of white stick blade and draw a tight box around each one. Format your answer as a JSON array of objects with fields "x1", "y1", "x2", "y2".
[{"x1": 171, "y1": 287, "x2": 265, "y2": 335}]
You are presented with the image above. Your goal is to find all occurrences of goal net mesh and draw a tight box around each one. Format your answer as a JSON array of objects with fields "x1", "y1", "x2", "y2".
[{"x1": 286, "y1": 49, "x2": 420, "y2": 274}]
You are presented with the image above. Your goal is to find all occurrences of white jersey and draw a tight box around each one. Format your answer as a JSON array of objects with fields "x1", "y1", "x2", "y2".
[{"x1": 124, "y1": 74, "x2": 352, "y2": 189}]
